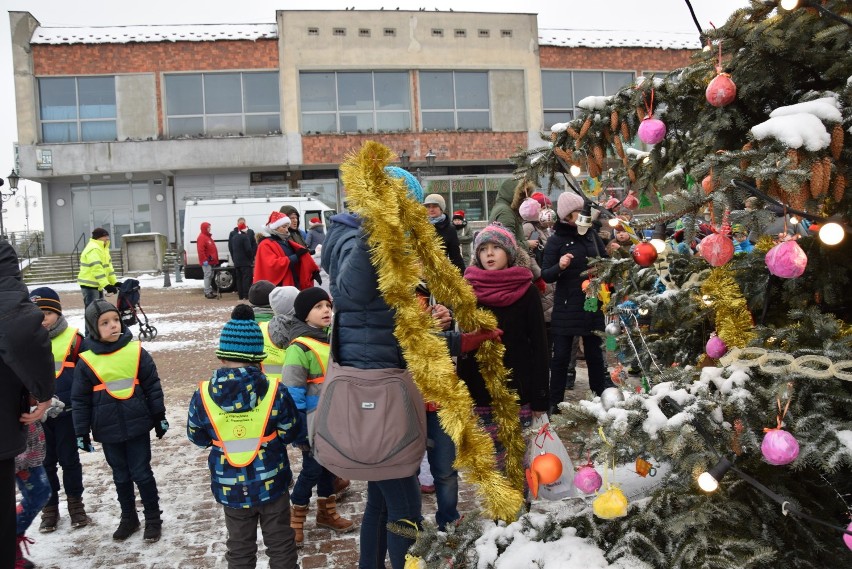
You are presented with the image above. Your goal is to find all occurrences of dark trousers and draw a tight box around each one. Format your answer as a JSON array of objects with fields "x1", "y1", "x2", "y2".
[
  {"x1": 235, "y1": 266, "x2": 253, "y2": 300},
  {"x1": 223, "y1": 493, "x2": 298, "y2": 569},
  {"x1": 1, "y1": 457, "x2": 15, "y2": 569},
  {"x1": 290, "y1": 449, "x2": 334, "y2": 506},
  {"x1": 551, "y1": 334, "x2": 610, "y2": 401},
  {"x1": 81, "y1": 287, "x2": 103, "y2": 335},
  {"x1": 101, "y1": 434, "x2": 159, "y2": 517},
  {"x1": 43, "y1": 413, "x2": 84, "y2": 506},
  {"x1": 359, "y1": 475, "x2": 422, "y2": 569}
]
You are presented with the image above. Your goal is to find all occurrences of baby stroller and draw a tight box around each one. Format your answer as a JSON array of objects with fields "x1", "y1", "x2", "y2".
[{"x1": 116, "y1": 279, "x2": 158, "y2": 340}]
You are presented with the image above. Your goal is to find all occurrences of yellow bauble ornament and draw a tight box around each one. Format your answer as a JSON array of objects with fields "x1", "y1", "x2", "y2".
[{"x1": 592, "y1": 486, "x2": 628, "y2": 519}]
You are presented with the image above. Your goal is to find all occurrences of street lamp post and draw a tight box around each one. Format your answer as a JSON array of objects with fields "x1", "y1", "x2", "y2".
[
  {"x1": 399, "y1": 149, "x2": 411, "y2": 170},
  {"x1": 0, "y1": 169, "x2": 21, "y2": 240},
  {"x1": 425, "y1": 149, "x2": 436, "y2": 174}
]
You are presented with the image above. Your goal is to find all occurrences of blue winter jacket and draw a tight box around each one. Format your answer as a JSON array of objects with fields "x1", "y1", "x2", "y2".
[
  {"x1": 72, "y1": 329, "x2": 165, "y2": 443},
  {"x1": 321, "y1": 213, "x2": 405, "y2": 369},
  {"x1": 186, "y1": 365, "x2": 299, "y2": 509}
]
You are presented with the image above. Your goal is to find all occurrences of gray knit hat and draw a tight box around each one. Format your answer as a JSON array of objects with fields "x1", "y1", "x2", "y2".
[{"x1": 85, "y1": 299, "x2": 120, "y2": 340}]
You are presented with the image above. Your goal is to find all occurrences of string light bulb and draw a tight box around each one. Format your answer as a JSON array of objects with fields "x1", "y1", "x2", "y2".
[
  {"x1": 788, "y1": 215, "x2": 799, "y2": 225},
  {"x1": 819, "y1": 222, "x2": 845, "y2": 246},
  {"x1": 698, "y1": 457, "x2": 733, "y2": 493},
  {"x1": 780, "y1": 0, "x2": 800, "y2": 10},
  {"x1": 608, "y1": 218, "x2": 620, "y2": 227},
  {"x1": 650, "y1": 238, "x2": 667, "y2": 254},
  {"x1": 570, "y1": 164, "x2": 582, "y2": 177}
]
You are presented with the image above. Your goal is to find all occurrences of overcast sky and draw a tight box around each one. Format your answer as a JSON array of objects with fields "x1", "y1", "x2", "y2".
[{"x1": 0, "y1": 0, "x2": 748, "y2": 231}]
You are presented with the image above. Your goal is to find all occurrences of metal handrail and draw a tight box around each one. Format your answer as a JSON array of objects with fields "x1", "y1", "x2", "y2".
[
  {"x1": 70, "y1": 232, "x2": 87, "y2": 281},
  {"x1": 16, "y1": 233, "x2": 44, "y2": 272}
]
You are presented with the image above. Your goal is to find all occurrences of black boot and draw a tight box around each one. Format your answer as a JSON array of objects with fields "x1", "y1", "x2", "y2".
[
  {"x1": 143, "y1": 509, "x2": 163, "y2": 542},
  {"x1": 112, "y1": 514, "x2": 141, "y2": 540},
  {"x1": 565, "y1": 370, "x2": 576, "y2": 390}
]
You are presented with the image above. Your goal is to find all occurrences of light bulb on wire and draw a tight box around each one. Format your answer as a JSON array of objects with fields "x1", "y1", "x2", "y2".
[
  {"x1": 697, "y1": 472, "x2": 719, "y2": 492},
  {"x1": 780, "y1": 0, "x2": 800, "y2": 10},
  {"x1": 608, "y1": 218, "x2": 620, "y2": 227},
  {"x1": 788, "y1": 215, "x2": 799, "y2": 225},
  {"x1": 569, "y1": 164, "x2": 582, "y2": 177},
  {"x1": 650, "y1": 238, "x2": 667, "y2": 254},
  {"x1": 819, "y1": 222, "x2": 845, "y2": 246}
]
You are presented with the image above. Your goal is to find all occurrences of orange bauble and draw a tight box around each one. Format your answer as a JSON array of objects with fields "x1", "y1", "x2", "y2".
[
  {"x1": 532, "y1": 452, "x2": 563, "y2": 485},
  {"x1": 702, "y1": 174, "x2": 714, "y2": 194},
  {"x1": 581, "y1": 279, "x2": 591, "y2": 292}
]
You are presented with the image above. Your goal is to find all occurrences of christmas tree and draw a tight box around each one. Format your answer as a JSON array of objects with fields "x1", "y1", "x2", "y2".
[{"x1": 409, "y1": 2, "x2": 852, "y2": 567}]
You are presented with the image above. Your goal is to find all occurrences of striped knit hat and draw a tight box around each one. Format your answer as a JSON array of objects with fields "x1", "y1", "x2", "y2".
[
  {"x1": 216, "y1": 304, "x2": 267, "y2": 363},
  {"x1": 473, "y1": 222, "x2": 518, "y2": 267},
  {"x1": 30, "y1": 287, "x2": 62, "y2": 315}
]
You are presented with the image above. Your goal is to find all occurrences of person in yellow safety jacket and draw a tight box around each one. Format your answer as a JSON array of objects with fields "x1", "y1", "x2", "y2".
[
  {"x1": 72, "y1": 300, "x2": 167, "y2": 543},
  {"x1": 282, "y1": 287, "x2": 355, "y2": 545},
  {"x1": 258, "y1": 320, "x2": 285, "y2": 383},
  {"x1": 27, "y1": 287, "x2": 90, "y2": 532},
  {"x1": 77, "y1": 228, "x2": 119, "y2": 315},
  {"x1": 186, "y1": 304, "x2": 300, "y2": 567}
]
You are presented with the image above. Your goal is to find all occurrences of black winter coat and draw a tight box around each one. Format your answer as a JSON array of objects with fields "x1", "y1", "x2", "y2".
[
  {"x1": 228, "y1": 228, "x2": 256, "y2": 268},
  {"x1": 432, "y1": 216, "x2": 466, "y2": 274},
  {"x1": 541, "y1": 221, "x2": 608, "y2": 336},
  {"x1": 72, "y1": 329, "x2": 165, "y2": 443},
  {"x1": 0, "y1": 241, "x2": 55, "y2": 460},
  {"x1": 455, "y1": 285, "x2": 550, "y2": 412}
]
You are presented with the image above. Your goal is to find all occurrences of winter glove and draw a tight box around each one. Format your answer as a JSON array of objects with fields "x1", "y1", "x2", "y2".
[
  {"x1": 312, "y1": 270, "x2": 322, "y2": 286},
  {"x1": 77, "y1": 434, "x2": 94, "y2": 452},
  {"x1": 288, "y1": 254, "x2": 299, "y2": 265},
  {"x1": 41, "y1": 396, "x2": 66, "y2": 422},
  {"x1": 294, "y1": 247, "x2": 310, "y2": 257},
  {"x1": 460, "y1": 328, "x2": 503, "y2": 353},
  {"x1": 104, "y1": 284, "x2": 118, "y2": 294},
  {"x1": 534, "y1": 277, "x2": 546, "y2": 295},
  {"x1": 153, "y1": 414, "x2": 169, "y2": 439}
]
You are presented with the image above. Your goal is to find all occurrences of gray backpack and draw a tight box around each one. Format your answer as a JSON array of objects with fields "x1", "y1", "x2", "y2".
[{"x1": 311, "y1": 322, "x2": 426, "y2": 481}]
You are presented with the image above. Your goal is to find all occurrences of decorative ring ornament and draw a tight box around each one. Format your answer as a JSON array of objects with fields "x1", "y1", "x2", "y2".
[
  {"x1": 756, "y1": 352, "x2": 795, "y2": 374},
  {"x1": 720, "y1": 347, "x2": 851, "y2": 382},
  {"x1": 790, "y1": 355, "x2": 834, "y2": 379}
]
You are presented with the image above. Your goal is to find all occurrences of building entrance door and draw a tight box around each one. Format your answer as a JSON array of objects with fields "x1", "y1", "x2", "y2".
[{"x1": 92, "y1": 208, "x2": 132, "y2": 249}]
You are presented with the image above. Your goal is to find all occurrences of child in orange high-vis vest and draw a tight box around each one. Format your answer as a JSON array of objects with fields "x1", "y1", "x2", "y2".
[{"x1": 187, "y1": 304, "x2": 300, "y2": 569}]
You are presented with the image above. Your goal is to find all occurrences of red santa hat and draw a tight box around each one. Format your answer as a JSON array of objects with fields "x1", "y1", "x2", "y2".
[{"x1": 266, "y1": 211, "x2": 291, "y2": 232}]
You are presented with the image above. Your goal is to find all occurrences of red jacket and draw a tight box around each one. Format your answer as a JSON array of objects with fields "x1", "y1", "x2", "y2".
[
  {"x1": 253, "y1": 235, "x2": 319, "y2": 289},
  {"x1": 197, "y1": 222, "x2": 219, "y2": 265}
]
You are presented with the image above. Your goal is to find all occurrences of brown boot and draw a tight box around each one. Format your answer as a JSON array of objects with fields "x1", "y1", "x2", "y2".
[
  {"x1": 291, "y1": 504, "x2": 309, "y2": 547},
  {"x1": 316, "y1": 495, "x2": 355, "y2": 533},
  {"x1": 39, "y1": 505, "x2": 59, "y2": 533},
  {"x1": 67, "y1": 496, "x2": 89, "y2": 528},
  {"x1": 332, "y1": 477, "x2": 351, "y2": 500}
]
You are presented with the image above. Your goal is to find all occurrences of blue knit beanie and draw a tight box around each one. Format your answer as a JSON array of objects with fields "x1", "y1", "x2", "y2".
[
  {"x1": 216, "y1": 304, "x2": 267, "y2": 363},
  {"x1": 385, "y1": 166, "x2": 424, "y2": 203},
  {"x1": 30, "y1": 286, "x2": 62, "y2": 315}
]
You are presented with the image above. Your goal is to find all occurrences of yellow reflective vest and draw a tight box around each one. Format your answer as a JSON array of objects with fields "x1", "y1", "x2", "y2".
[
  {"x1": 199, "y1": 377, "x2": 279, "y2": 468},
  {"x1": 78, "y1": 341, "x2": 141, "y2": 400},
  {"x1": 77, "y1": 238, "x2": 117, "y2": 290},
  {"x1": 290, "y1": 336, "x2": 329, "y2": 385},
  {"x1": 259, "y1": 322, "x2": 285, "y2": 382},
  {"x1": 51, "y1": 326, "x2": 79, "y2": 378}
]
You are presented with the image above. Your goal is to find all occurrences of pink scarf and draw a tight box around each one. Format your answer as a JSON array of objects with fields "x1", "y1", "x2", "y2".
[{"x1": 464, "y1": 265, "x2": 533, "y2": 307}]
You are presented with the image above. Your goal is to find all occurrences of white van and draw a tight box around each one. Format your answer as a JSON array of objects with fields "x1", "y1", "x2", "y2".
[{"x1": 182, "y1": 196, "x2": 335, "y2": 292}]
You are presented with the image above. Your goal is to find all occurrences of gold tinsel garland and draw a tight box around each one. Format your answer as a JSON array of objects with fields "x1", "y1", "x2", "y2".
[
  {"x1": 339, "y1": 141, "x2": 525, "y2": 521},
  {"x1": 700, "y1": 267, "x2": 757, "y2": 349}
]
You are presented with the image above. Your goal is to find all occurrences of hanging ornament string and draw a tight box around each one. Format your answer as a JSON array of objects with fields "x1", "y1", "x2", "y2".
[
  {"x1": 644, "y1": 88, "x2": 655, "y2": 120},
  {"x1": 765, "y1": 383, "x2": 794, "y2": 433},
  {"x1": 710, "y1": 22, "x2": 723, "y2": 74},
  {"x1": 628, "y1": 312, "x2": 664, "y2": 375},
  {"x1": 598, "y1": 427, "x2": 617, "y2": 488}
]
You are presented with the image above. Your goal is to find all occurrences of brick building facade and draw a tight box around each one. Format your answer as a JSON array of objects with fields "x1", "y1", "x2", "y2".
[{"x1": 9, "y1": 10, "x2": 697, "y2": 255}]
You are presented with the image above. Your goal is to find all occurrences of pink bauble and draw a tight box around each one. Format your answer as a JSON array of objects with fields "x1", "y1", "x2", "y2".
[
  {"x1": 765, "y1": 240, "x2": 807, "y2": 279},
  {"x1": 519, "y1": 197, "x2": 542, "y2": 222},
  {"x1": 605, "y1": 196, "x2": 620, "y2": 210},
  {"x1": 638, "y1": 118, "x2": 667, "y2": 145},
  {"x1": 700, "y1": 233, "x2": 735, "y2": 266},
  {"x1": 844, "y1": 520, "x2": 852, "y2": 551},
  {"x1": 706, "y1": 73, "x2": 737, "y2": 107},
  {"x1": 574, "y1": 465, "x2": 603, "y2": 494},
  {"x1": 761, "y1": 429, "x2": 800, "y2": 466},
  {"x1": 622, "y1": 192, "x2": 639, "y2": 210},
  {"x1": 706, "y1": 334, "x2": 728, "y2": 359}
]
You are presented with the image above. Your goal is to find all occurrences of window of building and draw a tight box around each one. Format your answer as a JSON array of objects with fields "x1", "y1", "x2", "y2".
[
  {"x1": 164, "y1": 72, "x2": 280, "y2": 137},
  {"x1": 39, "y1": 76, "x2": 116, "y2": 143},
  {"x1": 420, "y1": 71, "x2": 489, "y2": 131},
  {"x1": 299, "y1": 71, "x2": 411, "y2": 134},
  {"x1": 541, "y1": 70, "x2": 635, "y2": 128}
]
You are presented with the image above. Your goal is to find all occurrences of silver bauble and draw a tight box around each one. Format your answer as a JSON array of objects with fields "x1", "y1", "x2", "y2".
[
  {"x1": 600, "y1": 387, "x2": 625, "y2": 411},
  {"x1": 605, "y1": 322, "x2": 621, "y2": 336}
]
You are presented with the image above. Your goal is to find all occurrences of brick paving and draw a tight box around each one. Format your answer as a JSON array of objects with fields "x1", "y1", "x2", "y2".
[{"x1": 22, "y1": 284, "x2": 592, "y2": 568}]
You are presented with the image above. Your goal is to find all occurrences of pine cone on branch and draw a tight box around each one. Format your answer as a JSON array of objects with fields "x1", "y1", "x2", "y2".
[{"x1": 830, "y1": 124, "x2": 844, "y2": 161}]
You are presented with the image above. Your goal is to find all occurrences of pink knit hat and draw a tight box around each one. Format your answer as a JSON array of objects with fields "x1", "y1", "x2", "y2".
[
  {"x1": 519, "y1": 198, "x2": 542, "y2": 222},
  {"x1": 473, "y1": 223, "x2": 518, "y2": 267},
  {"x1": 557, "y1": 191, "x2": 585, "y2": 220}
]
